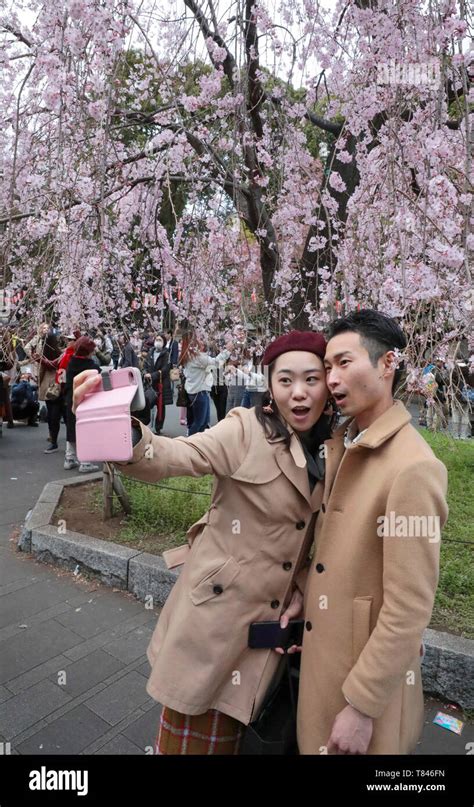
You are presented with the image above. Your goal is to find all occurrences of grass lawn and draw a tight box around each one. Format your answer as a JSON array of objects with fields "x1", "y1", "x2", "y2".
[
  {"x1": 90, "y1": 473, "x2": 213, "y2": 555},
  {"x1": 420, "y1": 430, "x2": 474, "y2": 639},
  {"x1": 90, "y1": 430, "x2": 472, "y2": 637}
]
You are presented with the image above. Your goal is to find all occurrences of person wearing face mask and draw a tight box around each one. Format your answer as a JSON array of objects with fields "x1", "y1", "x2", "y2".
[{"x1": 143, "y1": 334, "x2": 173, "y2": 435}]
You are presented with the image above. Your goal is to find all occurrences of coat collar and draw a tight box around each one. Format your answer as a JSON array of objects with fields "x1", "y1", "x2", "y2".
[
  {"x1": 267, "y1": 419, "x2": 323, "y2": 510},
  {"x1": 320, "y1": 401, "x2": 412, "y2": 503},
  {"x1": 332, "y1": 400, "x2": 412, "y2": 450},
  {"x1": 267, "y1": 420, "x2": 306, "y2": 466}
]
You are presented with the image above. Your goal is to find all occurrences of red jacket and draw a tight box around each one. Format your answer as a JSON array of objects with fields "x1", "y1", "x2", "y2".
[{"x1": 55, "y1": 346, "x2": 75, "y2": 385}]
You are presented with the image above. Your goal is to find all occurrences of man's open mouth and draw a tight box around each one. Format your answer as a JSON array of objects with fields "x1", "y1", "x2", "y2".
[{"x1": 333, "y1": 392, "x2": 347, "y2": 405}]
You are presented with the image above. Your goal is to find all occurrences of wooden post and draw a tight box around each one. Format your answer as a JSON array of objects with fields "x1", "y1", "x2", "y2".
[
  {"x1": 111, "y1": 468, "x2": 132, "y2": 515},
  {"x1": 102, "y1": 463, "x2": 114, "y2": 521}
]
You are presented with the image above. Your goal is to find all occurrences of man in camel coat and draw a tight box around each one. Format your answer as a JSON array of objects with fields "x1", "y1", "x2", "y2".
[{"x1": 297, "y1": 310, "x2": 449, "y2": 755}]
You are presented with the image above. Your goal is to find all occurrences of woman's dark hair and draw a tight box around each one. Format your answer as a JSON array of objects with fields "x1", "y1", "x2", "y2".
[
  {"x1": 328, "y1": 309, "x2": 407, "y2": 393},
  {"x1": 255, "y1": 360, "x2": 335, "y2": 448}
]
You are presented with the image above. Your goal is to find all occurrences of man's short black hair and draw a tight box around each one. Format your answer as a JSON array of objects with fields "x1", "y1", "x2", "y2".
[{"x1": 328, "y1": 309, "x2": 407, "y2": 393}]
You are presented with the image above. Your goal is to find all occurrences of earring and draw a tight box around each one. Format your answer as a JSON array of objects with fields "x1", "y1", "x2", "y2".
[
  {"x1": 262, "y1": 395, "x2": 274, "y2": 414},
  {"x1": 323, "y1": 398, "x2": 333, "y2": 415}
]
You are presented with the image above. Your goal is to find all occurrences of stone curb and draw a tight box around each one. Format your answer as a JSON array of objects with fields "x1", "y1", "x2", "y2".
[{"x1": 17, "y1": 476, "x2": 474, "y2": 710}]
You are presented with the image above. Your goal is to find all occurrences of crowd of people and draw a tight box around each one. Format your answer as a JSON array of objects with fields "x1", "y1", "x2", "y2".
[
  {"x1": 0, "y1": 320, "x2": 472, "y2": 471},
  {"x1": 0, "y1": 322, "x2": 274, "y2": 470}
]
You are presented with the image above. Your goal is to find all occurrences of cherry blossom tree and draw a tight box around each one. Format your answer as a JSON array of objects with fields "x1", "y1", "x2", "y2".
[{"x1": 0, "y1": 0, "x2": 472, "y2": 391}]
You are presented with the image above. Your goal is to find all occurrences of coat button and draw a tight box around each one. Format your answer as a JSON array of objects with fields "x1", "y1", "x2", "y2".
[
  {"x1": 213, "y1": 584, "x2": 223, "y2": 595},
  {"x1": 296, "y1": 520, "x2": 305, "y2": 530},
  {"x1": 305, "y1": 621, "x2": 312, "y2": 631},
  {"x1": 271, "y1": 599, "x2": 280, "y2": 609},
  {"x1": 283, "y1": 561, "x2": 292, "y2": 571},
  {"x1": 321, "y1": 503, "x2": 326, "y2": 513},
  {"x1": 315, "y1": 563, "x2": 325, "y2": 573}
]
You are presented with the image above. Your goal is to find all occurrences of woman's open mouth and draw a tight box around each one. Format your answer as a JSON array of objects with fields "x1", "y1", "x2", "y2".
[{"x1": 291, "y1": 406, "x2": 311, "y2": 421}]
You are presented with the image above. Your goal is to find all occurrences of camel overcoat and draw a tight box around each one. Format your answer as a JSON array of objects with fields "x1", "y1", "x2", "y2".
[
  {"x1": 297, "y1": 401, "x2": 448, "y2": 755},
  {"x1": 115, "y1": 406, "x2": 324, "y2": 725}
]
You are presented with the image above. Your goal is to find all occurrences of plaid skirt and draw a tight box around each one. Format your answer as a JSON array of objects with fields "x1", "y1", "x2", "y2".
[{"x1": 154, "y1": 706, "x2": 244, "y2": 755}]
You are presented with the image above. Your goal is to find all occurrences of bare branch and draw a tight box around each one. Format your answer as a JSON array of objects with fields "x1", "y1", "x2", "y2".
[
  {"x1": 183, "y1": 0, "x2": 237, "y2": 88},
  {"x1": 1, "y1": 23, "x2": 33, "y2": 48}
]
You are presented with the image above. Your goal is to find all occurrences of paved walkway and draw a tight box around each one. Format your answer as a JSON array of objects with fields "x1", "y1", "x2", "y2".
[{"x1": 0, "y1": 402, "x2": 471, "y2": 755}]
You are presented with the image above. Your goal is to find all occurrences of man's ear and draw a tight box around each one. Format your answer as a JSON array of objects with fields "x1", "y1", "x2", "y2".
[{"x1": 382, "y1": 350, "x2": 397, "y2": 378}]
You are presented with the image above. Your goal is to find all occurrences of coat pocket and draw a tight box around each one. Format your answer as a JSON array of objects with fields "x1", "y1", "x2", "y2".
[
  {"x1": 352, "y1": 596, "x2": 373, "y2": 664},
  {"x1": 190, "y1": 556, "x2": 241, "y2": 606}
]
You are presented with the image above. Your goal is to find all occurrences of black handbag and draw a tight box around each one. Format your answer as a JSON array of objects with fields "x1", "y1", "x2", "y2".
[
  {"x1": 239, "y1": 653, "x2": 300, "y2": 755},
  {"x1": 176, "y1": 371, "x2": 191, "y2": 407},
  {"x1": 144, "y1": 384, "x2": 157, "y2": 409}
]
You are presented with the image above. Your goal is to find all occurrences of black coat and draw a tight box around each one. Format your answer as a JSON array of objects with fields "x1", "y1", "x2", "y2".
[
  {"x1": 144, "y1": 348, "x2": 173, "y2": 405},
  {"x1": 166, "y1": 338, "x2": 179, "y2": 366},
  {"x1": 64, "y1": 356, "x2": 98, "y2": 409},
  {"x1": 119, "y1": 342, "x2": 140, "y2": 369}
]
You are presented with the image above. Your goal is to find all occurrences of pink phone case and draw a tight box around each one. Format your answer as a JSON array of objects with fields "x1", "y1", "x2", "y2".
[{"x1": 75, "y1": 368, "x2": 139, "y2": 462}]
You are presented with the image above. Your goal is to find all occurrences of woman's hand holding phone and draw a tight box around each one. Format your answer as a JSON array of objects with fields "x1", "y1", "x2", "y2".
[
  {"x1": 275, "y1": 588, "x2": 304, "y2": 656},
  {"x1": 72, "y1": 369, "x2": 101, "y2": 415}
]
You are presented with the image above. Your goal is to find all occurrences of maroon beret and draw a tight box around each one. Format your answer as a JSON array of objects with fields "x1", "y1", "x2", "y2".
[
  {"x1": 74, "y1": 336, "x2": 96, "y2": 357},
  {"x1": 262, "y1": 330, "x2": 326, "y2": 366}
]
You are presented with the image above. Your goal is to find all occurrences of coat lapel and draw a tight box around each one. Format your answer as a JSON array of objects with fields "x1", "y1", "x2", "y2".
[
  {"x1": 319, "y1": 401, "x2": 412, "y2": 503},
  {"x1": 321, "y1": 434, "x2": 346, "y2": 503},
  {"x1": 274, "y1": 440, "x2": 313, "y2": 508}
]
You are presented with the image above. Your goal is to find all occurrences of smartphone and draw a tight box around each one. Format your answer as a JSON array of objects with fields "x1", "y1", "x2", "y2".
[
  {"x1": 248, "y1": 619, "x2": 305, "y2": 650},
  {"x1": 75, "y1": 367, "x2": 145, "y2": 463}
]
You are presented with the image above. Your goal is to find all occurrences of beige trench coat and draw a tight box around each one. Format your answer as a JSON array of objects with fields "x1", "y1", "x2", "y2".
[
  {"x1": 297, "y1": 401, "x2": 448, "y2": 755},
  {"x1": 115, "y1": 406, "x2": 324, "y2": 725},
  {"x1": 22, "y1": 334, "x2": 56, "y2": 400}
]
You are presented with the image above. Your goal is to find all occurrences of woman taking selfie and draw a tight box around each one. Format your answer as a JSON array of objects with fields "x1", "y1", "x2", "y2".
[{"x1": 72, "y1": 331, "x2": 333, "y2": 754}]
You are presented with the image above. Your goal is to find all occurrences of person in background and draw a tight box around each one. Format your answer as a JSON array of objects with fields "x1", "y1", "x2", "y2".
[
  {"x1": 209, "y1": 339, "x2": 228, "y2": 422},
  {"x1": 245, "y1": 339, "x2": 267, "y2": 409},
  {"x1": 0, "y1": 327, "x2": 16, "y2": 429},
  {"x1": 63, "y1": 336, "x2": 100, "y2": 472},
  {"x1": 137, "y1": 332, "x2": 150, "y2": 372},
  {"x1": 0, "y1": 367, "x2": 6, "y2": 437},
  {"x1": 12, "y1": 329, "x2": 28, "y2": 365},
  {"x1": 143, "y1": 331, "x2": 155, "y2": 353},
  {"x1": 103, "y1": 331, "x2": 114, "y2": 357},
  {"x1": 22, "y1": 322, "x2": 50, "y2": 386},
  {"x1": 10, "y1": 367, "x2": 39, "y2": 426},
  {"x1": 21, "y1": 322, "x2": 61, "y2": 402},
  {"x1": 224, "y1": 325, "x2": 251, "y2": 413},
  {"x1": 176, "y1": 335, "x2": 187, "y2": 427},
  {"x1": 224, "y1": 352, "x2": 246, "y2": 414},
  {"x1": 118, "y1": 332, "x2": 140, "y2": 369},
  {"x1": 109, "y1": 332, "x2": 120, "y2": 369},
  {"x1": 44, "y1": 333, "x2": 78, "y2": 453},
  {"x1": 165, "y1": 329, "x2": 179, "y2": 367},
  {"x1": 449, "y1": 361, "x2": 472, "y2": 440},
  {"x1": 144, "y1": 334, "x2": 173, "y2": 435},
  {"x1": 180, "y1": 333, "x2": 232, "y2": 435},
  {"x1": 92, "y1": 334, "x2": 112, "y2": 369},
  {"x1": 23, "y1": 326, "x2": 62, "y2": 452}
]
